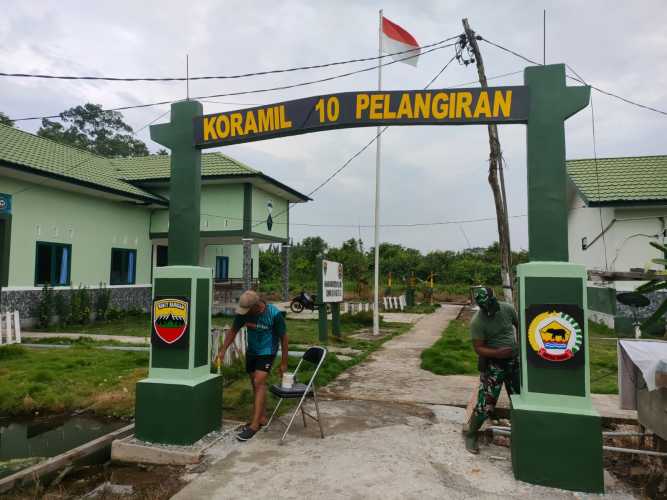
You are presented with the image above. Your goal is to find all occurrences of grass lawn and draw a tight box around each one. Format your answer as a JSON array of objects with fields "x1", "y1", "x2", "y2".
[
  {"x1": 2, "y1": 312, "x2": 411, "y2": 420},
  {"x1": 34, "y1": 314, "x2": 151, "y2": 337},
  {"x1": 0, "y1": 344, "x2": 148, "y2": 418},
  {"x1": 420, "y1": 316, "x2": 628, "y2": 394}
]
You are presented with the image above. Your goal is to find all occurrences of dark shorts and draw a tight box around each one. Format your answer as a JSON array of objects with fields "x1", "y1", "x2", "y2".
[{"x1": 245, "y1": 353, "x2": 276, "y2": 374}]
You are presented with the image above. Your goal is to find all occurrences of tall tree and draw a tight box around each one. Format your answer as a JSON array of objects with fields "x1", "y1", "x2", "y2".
[
  {"x1": 0, "y1": 112, "x2": 14, "y2": 127},
  {"x1": 37, "y1": 103, "x2": 149, "y2": 157}
]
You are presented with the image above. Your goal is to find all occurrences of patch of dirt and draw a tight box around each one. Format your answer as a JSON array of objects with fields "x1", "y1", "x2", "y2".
[
  {"x1": 603, "y1": 430, "x2": 667, "y2": 499},
  {"x1": 5, "y1": 462, "x2": 187, "y2": 500}
]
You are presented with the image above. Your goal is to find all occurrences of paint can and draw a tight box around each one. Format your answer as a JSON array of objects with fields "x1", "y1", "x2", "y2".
[{"x1": 282, "y1": 372, "x2": 295, "y2": 389}]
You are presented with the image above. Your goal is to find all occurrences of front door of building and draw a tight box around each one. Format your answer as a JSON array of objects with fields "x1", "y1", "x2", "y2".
[{"x1": 215, "y1": 256, "x2": 229, "y2": 280}]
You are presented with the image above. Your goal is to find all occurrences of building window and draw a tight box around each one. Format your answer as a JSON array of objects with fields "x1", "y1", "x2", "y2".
[
  {"x1": 110, "y1": 248, "x2": 136, "y2": 285},
  {"x1": 35, "y1": 241, "x2": 71, "y2": 286},
  {"x1": 156, "y1": 245, "x2": 168, "y2": 267},
  {"x1": 215, "y1": 256, "x2": 229, "y2": 280}
]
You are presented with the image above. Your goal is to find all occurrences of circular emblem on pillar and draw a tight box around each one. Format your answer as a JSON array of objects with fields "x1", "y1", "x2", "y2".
[{"x1": 528, "y1": 310, "x2": 582, "y2": 362}]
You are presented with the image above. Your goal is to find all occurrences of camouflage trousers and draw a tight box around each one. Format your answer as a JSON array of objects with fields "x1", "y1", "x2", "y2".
[{"x1": 474, "y1": 357, "x2": 520, "y2": 421}]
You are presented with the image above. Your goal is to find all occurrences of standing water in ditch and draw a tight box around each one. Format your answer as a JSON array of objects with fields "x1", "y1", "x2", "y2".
[{"x1": 0, "y1": 415, "x2": 125, "y2": 479}]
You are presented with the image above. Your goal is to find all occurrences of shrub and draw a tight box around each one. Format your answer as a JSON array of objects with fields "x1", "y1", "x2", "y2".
[
  {"x1": 36, "y1": 284, "x2": 54, "y2": 329},
  {"x1": 69, "y1": 285, "x2": 91, "y2": 324},
  {"x1": 107, "y1": 308, "x2": 122, "y2": 321},
  {"x1": 96, "y1": 282, "x2": 112, "y2": 321},
  {"x1": 69, "y1": 286, "x2": 81, "y2": 324},
  {"x1": 79, "y1": 286, "x2": 91, "y2": 324},
  {"x1": 54, "y1": 290, "x2": 70, "y2": 327}
]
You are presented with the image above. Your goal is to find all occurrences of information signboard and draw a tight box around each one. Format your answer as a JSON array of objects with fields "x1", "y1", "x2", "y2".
[{"x1": 321, "y1": 260, "x2": 343, "y2": 303}]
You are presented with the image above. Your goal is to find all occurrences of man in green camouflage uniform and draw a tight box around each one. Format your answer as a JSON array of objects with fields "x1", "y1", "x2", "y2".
[{"x1": 464, "y1": 287, "x2": 520, "y2": 454}]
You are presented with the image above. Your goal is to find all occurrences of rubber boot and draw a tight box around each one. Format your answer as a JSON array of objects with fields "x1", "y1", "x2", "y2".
[{"x1": 464, "y1": 414, "x2": 485, "y2": 455}]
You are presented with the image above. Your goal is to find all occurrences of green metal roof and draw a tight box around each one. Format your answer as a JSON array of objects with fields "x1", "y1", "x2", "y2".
[
  {"x1": 0, "y1": 123, "x2": 165, "y2": 203},
  {"x1": 111, "y1": 152, "x2": 258, "y2": 180},
  {"x1": 0, "y1": 124, "x2": 308, "y2": 203},
  {"x1": 567, "y1": 155, "x2": 667, "y2": 205}
]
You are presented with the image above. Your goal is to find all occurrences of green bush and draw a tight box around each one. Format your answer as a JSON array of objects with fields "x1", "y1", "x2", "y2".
[
  {"x1": 96, "y1": 282, "x2": 112, "y2": 321},
  {"x1": 36, "y1": 284, "x2": 54, "y2": 329},
  {"x1": 54, "y1": 290, "x2": 70, "y2": 327},
  {"x1": 79, "y1": 286, "x2": 92, "y2": 324}
]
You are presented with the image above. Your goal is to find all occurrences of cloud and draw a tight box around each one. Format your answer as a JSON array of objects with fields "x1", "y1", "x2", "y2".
[{"x1": 2, "y1": 0, "x2": 666, "y2": 254}]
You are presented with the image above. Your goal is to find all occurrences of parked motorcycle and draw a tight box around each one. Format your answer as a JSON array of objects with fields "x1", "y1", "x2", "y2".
[{"x1": 290, "y1": 291, "x2": 330, "y2": 313}]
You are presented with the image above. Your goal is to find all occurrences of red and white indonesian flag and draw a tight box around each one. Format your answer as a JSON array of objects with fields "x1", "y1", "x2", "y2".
[{"x1": 382, "y1": 16, "x2": 420, "y2": 67}]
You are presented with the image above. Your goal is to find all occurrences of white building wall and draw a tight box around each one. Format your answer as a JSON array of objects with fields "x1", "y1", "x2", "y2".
[{"x1": 568, "y1": 189, "x2": 667, "y2": 273}]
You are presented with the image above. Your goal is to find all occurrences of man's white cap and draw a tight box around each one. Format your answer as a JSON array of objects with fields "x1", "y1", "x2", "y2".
[{"x1": 236, "y1": 290, "x2": 260, "y2": 314}]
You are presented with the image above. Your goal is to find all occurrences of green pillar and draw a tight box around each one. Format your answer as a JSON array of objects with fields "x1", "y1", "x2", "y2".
[
  {"x1": 133, "y1": 101, "x2": 222, "y2": 446},
  {"x1": 151, "y1": 100, "x2": 202, "y2": 266},
  {"x1": 512, "y1": 65, "x2": 603, "y2": 493},
  {"x1": 525, "y1": 64, "x2": 589, "y2": 262},
  {"x1": 316, "y1": 257, "x2": 328, "y2": 342},
  {"x1": 331, "y1": 303, "x2": 341, "y2": 338}
]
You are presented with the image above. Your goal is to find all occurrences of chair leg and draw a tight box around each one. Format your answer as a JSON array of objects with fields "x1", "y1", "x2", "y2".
[
  {"x1": 301, "y1": 405, "x2": 307, "y2": 428},
  {"x1": 265, "y1": 397, "x2": 283, "y2": 431},
  {"x1": 281, "y1": 392, "x2": 310, "y2": 443},
  {"x1": 313, "y1": 389, "x2": 325, "y2": 439}
]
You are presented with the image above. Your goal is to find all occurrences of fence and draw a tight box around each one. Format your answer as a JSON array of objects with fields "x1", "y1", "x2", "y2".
[
  {"x1": 211, "y1": 326, "x2": 247, "y2": 367},
  {"x1": 383, "y1": 296, "x2": 406, "y2": 311},
  {"x1": 0, "y1": 311, "x2": 21, "y2": 345},
  {"x1": 342, "y1": 302, "x2": 374, "y2": 314}
]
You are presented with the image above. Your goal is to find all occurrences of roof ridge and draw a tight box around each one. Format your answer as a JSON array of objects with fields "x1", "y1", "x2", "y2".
[{"x1": 567, "y1": 154, "x2": 667, "y2": 163}]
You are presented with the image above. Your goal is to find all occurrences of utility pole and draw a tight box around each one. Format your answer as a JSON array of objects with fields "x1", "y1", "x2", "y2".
[{"x1": 462, "y1": 18, "x2": 514, "y2": 303}]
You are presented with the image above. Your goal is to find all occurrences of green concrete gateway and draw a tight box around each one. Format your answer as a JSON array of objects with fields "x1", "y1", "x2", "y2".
[
  {"x1": 139, "y1": 63, "x2": 601, "y2": 491},
  {"x1": 0, "y1": 124, "x2": 308, "y2": 323}
]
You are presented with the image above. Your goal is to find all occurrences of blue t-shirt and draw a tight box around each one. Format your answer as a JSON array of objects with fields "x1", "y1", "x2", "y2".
[{"x1": 233, "y1": 303, "x2": 286, "y2": 356}]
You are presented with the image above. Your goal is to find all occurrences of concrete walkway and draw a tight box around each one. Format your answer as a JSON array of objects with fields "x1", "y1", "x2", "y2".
[
  {"x1": 22, "y1": 331, "x2": 149, "y2": 345},
  {"x1": 322, "y1": 305, "x2": 636, "y2": 422},
  {"x1": 172, "y1": 305, "x2": 636, "y2": 499}
]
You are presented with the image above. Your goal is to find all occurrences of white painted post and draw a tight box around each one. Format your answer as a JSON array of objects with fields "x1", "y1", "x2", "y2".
[
  {"x1": 6, "y1": 312, "x2": 13, "y2": 344},
  {"x1": 2, "y1": 312, "x2": 9, "y2": 344},
  {"x1": 13, "y1": 311, "x2": 20, "y2": 344}
]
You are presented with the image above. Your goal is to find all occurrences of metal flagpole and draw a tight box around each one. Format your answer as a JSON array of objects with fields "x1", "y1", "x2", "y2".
[{"x1": 372, "y1": 9, "x2": 383, "y2": 336}]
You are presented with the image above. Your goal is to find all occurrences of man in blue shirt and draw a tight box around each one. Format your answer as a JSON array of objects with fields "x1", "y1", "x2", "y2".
[{"x1": 217, "y1": 290, "x2": 288, "y2": 441}]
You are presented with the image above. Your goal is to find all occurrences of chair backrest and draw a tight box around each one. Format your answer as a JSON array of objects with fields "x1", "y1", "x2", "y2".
[{"x1": 303, "y1": 346, "x2": 326, "y2": 365}]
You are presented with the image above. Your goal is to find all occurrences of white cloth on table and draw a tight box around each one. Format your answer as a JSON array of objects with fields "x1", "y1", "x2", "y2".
[{"x1": 617, "y1": 339, "x2": 667, "y2": 410}]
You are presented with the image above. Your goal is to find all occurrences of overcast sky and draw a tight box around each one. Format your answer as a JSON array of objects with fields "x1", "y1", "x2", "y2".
[{"x1": 2, "y1": 1, "x2": 666, "y2": 252}]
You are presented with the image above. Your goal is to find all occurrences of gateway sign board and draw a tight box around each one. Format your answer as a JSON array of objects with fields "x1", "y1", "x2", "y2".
[{"x1": 195, "y1": 86, "x2": 529, "y2": 148}]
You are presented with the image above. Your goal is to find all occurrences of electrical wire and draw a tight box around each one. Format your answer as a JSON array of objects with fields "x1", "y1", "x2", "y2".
[
  {"x1": 480, "y1": 36, "x2": 667, "y2": 117},
  {"x1": 249, "y1": 53, "x2": 459, "y2": 230},
  {"x1": 201, "y1": 212, "x2": 527, "y2": 228},
  {"x1": 0, "y1": 35, "x2": 461, "y2": 82},
  {"x1": 567, "y1": 63, "x2": 609, "y2": 271},
  {"x1": 10, "y1": 42, "x2": 458, "y2": 122}
]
